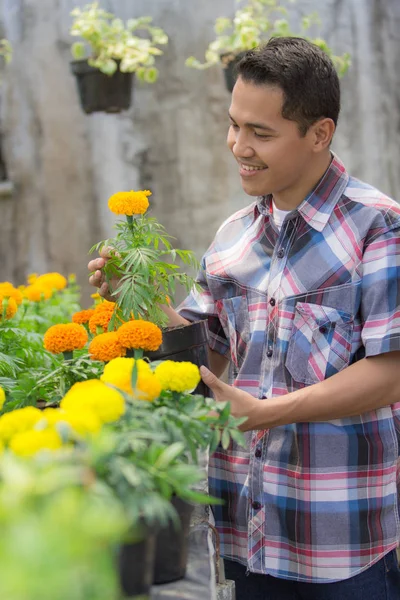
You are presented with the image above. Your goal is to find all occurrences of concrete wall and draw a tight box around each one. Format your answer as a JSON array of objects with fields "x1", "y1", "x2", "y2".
[{"x1": 0, "y1": 0, "x2": 398, "y2": 302}]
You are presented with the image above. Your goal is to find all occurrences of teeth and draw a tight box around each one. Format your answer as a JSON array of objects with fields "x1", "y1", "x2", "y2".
[{"x1": 241, "y1": 164, "x2": 265, "y2": 171}]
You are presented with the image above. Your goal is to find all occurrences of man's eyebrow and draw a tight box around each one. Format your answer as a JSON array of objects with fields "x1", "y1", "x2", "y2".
[{"x1": 228, "y1": 112, "x2": 277, "y2": 133}]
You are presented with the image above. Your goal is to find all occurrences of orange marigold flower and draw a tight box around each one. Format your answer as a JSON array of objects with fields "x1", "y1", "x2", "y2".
[
  {"x1": 44, "y1": 323, "x2": 88, "y2": 354},
  {"x1": 117, "y1": 320, "x2": 162, "y2": 352},
  {"x1": 108, "y1": 190, "x2": 151, "y2": 216},
  {"x1": 72, "y1": 309, "x2": 95, "y2": 325},
  {"x1": 0, "y1": 283, "x2": 23, "y2": 305},
  {"x1": 0, "y1": 296, "x2": 18, "y2": 320},
  {"x1": 89, "y1": 309, "x2": 115, "y2": 335},
  {"x1": 36, "y1": 272, "x2": 67, "y2": 291},
  {"x1": 89, "y1": 332, "x2": 126, "y2": 362},
  {"x1": 94, "y1": 300, "x2": 116, "y2": 313},
  {"x1": 23, "y1": 284, "x2": 52, "y2": 302}
]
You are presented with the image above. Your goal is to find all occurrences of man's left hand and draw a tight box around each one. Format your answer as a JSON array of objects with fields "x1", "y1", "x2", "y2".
[{"x1": 200, "y1": 366, "x2": 261, "y2": 431}]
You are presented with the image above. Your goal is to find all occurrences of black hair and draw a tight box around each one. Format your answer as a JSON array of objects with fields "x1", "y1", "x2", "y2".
[{"x1": 236, "y1": 37, "x2": 340, "y2": 135}]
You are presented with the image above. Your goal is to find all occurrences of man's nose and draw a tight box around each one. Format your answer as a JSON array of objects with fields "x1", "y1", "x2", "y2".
[{"x1": 232, "y1": 130, "x2": 255, "y2": 159}]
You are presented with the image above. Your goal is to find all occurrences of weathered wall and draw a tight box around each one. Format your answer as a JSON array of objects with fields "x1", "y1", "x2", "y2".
[{"x1": 0, "y1": 0, "x2": 399, "y2": 302}]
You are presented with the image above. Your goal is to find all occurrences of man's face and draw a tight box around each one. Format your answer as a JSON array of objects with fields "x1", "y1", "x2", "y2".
[{"x1": 227, "y1": 77, "x2": 316, "y2": 197}]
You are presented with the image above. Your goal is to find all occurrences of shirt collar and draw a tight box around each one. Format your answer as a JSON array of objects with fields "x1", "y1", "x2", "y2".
[{"x1": 255, "y1": 153, "x2": 349, "y2": 232}]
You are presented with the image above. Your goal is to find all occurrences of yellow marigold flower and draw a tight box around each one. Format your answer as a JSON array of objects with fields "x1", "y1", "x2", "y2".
[
  {"x1": 23, "y1": 284, "x2": 53, "y2": 302},
  {"x1": 117, "y1": 320, "x2": 162, "y2": 352},
  {"x1": 0, "y1": 406, "x2": 42, "y2": 443},
  {"x1": 0, "y1": 296, "x2": 18, "y2": 320},
  {"x1": 101, "y1": 357, "x2": 161, "y2": 401},
  {"x1": 0, "y1": 387, "x2": 5, "y2": 411},
  {"x1": 89, "y1": 331, "x2": 126, "y2": 362},
  {"x1": 0, "y1": 283, "x2": 23, "y2": 305},
  {"x1": 9, "y1": 428, "x2": 62, "y2": 457},
  {"x1": 43, "y1": 323, "x2": 88, "y2": 354},
  {"x1": 41, "y1": 408, "x2": 101, "y2": 436},
  {"x1": 154, "y1": 361, "x2": 201, "y2": 393},
  {"x1": 72, "y1": 309, "x2": 95, "y2": 325},
  {"x1": 108, "y1": 190, "x2": 151, "y2": 216},
  {"x1": 60, "y1": 379, "x2": 125, "y2": 423},
  {"x1": 36, "y1": 272, "x2": 67, "y2": 291},
  {"x1": 27, "y1": 273, "x2": 38, "y2": 284},
  {"x1": 91, "y1": 292, "x2": 101, "y2": 302}
]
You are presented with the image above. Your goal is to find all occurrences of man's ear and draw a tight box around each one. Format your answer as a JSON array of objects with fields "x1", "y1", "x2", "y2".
[{"x1": 311, "y1": 118, "x2": 336, "y2": 151}]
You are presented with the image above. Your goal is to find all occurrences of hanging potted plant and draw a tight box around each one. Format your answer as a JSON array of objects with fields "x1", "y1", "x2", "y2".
[
  {"x1": 89, "y1": 189, "x2": 211, "y2": 395},
  {"x1": 185, "y1": 0, "x2": 350, "y2": 92},
  {"x1": 69, "y1": 2, "x2": 168, "y2": 114}
]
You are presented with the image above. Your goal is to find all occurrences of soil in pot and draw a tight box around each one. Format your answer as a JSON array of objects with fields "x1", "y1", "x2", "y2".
[
  {"x1": 153, "y1": 496, "x2": 194, "y2": 584},
  {"x1": 70, "y1": 59, "x2": 134, "y2": 114},
  {"x1": 118, "y1": 533, "x2": 156, "y2": 597}
]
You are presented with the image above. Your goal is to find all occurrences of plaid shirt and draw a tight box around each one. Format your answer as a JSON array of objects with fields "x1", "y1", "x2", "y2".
[{"x1": 178, "y1": 154, "x2": 400, "y2": 583}]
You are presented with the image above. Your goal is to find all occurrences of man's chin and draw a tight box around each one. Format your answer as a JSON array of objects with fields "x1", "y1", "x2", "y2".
[{"x1": 240, "y1": 179, "x2": 271, "y2": 197}]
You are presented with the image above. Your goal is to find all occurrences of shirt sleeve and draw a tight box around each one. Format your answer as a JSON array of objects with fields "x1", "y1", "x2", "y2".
[
  {"x1": 176, "y1": 256, "x2": 230, "y2": 357},
  {"x1": 361, "y1": 222, "x2": 400, "y2": 356}
]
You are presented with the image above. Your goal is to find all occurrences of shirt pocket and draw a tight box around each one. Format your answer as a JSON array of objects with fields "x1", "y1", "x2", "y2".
[
  {"x1": 217, "y1": 294, "x2": 250, "y2": 368},
  {"x1": 286, "y1": 302, "x2": 353, "y2": 385}
]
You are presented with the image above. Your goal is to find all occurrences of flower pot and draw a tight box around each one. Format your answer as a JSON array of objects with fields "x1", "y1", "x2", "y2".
[
  {"x1": 144, "y1": 320, "x2": 210, "y2": 396},
  {"x1": 117, "y1": 533, "x2": 156, "y2": 597},
  {"x1": 220, "y1": 52, "x2": 246, "y2": 93},
  {"x1": 70, "y1": 59, "x2": 134, "y2": 114},
  {"x1": 153, "y1": 496, "x2": 194, "y2": 584}
]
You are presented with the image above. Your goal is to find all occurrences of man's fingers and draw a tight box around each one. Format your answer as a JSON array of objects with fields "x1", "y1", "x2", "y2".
[
  {"x1": 200, "y1": 366, "x2": 222, "y2": 391},
  {"x1": 88, "y1": 270, "x2": 105, "y2": 288},
  {"x1": 88, "y1": 258, "x2": 106, "y2": 272}
]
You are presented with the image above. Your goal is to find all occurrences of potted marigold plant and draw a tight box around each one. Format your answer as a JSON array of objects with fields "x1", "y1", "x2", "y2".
[
  {"x1": 90, "y1": 189, "x2": 211, "y2": 393},
  {"x1": 70, "y1": 2, "x2": 168, "y2": 114},
  {"x1": 185, "y1": 0, "x2": 350, "y2": 91}
]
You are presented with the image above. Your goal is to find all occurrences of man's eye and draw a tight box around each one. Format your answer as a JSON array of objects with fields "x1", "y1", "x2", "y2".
[{"x1": 254, "y1": 132, "x2": 271, "y2": 139}]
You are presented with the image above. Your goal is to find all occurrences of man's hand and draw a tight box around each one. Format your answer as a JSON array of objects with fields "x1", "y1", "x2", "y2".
[
  {"x1": 88, "y1": 246, "x2": 120, "y2": 301},
  {"x1": 200, "y1": 366, "x2": 261, "y2": 431}
]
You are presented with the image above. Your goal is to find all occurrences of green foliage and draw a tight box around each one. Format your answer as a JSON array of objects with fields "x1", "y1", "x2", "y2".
[
  {"x1": 0, "y1": 39, "x2": 12, "y2": 66},
  {"x1": 91, "y1": 212, "x2": 200, "y2": 328},
  {"x1": 70, "y1": 2, "x2": 168, "y2": 79},
  {"x1": 186, "y1": 0, "x2": 350, "y2": 77},
  {"x1": 0, "y1": 455, "x2": 127, "y2": 600}
]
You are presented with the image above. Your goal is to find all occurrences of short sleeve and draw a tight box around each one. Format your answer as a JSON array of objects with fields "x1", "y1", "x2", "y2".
[
  {"x1": 177, "y1": 256, "x2": 230, "y2": 357},
  {"x1": 361, "y1": 223, "x2": 400, "y2": 356}
]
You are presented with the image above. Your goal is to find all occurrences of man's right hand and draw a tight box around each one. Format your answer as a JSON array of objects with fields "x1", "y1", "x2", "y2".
[{"x1": 88, "y1": 246, "x2": 121, "y2": 301}]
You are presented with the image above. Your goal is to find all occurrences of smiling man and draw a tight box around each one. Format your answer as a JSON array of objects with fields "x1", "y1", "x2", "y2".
[{"x1": 89, "y1": 37, "x2": 400, "y2": 600}]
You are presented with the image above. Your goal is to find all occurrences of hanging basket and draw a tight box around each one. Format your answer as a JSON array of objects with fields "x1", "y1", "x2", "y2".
[
  {"x1": 220, "y1": 52, "x2": 246, "y2": 93},
  {"x1": 70, "y1": 59, "x2": 134, "y2": 114}
]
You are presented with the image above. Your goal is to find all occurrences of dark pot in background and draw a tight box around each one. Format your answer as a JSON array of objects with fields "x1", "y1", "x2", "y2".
[
  {"x1": 70, "y1": 59, "x2": 134, "y2": 114},
  {"x1": 153, "y1": 496, "x2": 194, "y2": 584},
  {"x1": 220, "y1": 51, "x2": 246, "y2": 92},
  {"x1": 118, "y1": 533, "x2": 156, "y2": 597},
  {"x1": 144, "y1": 319, "x2": 210, "y2": 397}
]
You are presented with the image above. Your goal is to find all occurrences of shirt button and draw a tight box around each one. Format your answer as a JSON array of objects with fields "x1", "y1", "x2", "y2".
[
  {"x1": 319, "y1": 325, "x2": 327, "y2": 334},
  {"x1": 277, "y1": 248, "x2": 284, "y2": 258},
  {"x1": 266, "y1": 348, "x2": 273, "y2": 358},
  {"x1": 251, "y1": 501, "x2": 262, "y2": 510},
  {"x1": 269, "y1": 298, "x2": 276, "y2": 306},
  {"x1": 255, "y1": 448, "x2": 262, "y2": 458}
]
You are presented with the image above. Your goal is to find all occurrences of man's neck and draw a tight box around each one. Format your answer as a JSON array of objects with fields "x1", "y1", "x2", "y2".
[{"x1": 272, "y1": 153, "x2": 333, "y2": 211}]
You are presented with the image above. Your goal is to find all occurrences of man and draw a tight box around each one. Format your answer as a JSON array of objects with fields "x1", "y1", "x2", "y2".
[{"x1": 89, "y1": 37, "x2": 400, "y2": 599}]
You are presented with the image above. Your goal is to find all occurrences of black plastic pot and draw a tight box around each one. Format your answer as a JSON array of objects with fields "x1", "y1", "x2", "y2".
[
  {"x1": 153, "y1": 496, "x2": 194, "y2": 584},
  {"x1": 118, "y1": 534, "x2": 156, "y2": 597},
  {"x1": 220, "y1": 52, "x2": 246, "y2": 92},
  {"x1": 70, "y1": 59, "x2": 134, "y2": 114},
  {"x1": 144, "y1": 319, "x2": 210, "y2": 397}
]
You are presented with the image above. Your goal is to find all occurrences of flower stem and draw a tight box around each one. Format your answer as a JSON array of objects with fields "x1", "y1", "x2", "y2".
[
  {"x1": 63, "y1": 351, "x2": 73, "y2": 361},
  {"x1": 126, "y1": 214, "x2": 134, "y2": 233},
  {"x1": 134, "y1": 349, "x2": 143, "y2": 359}
]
